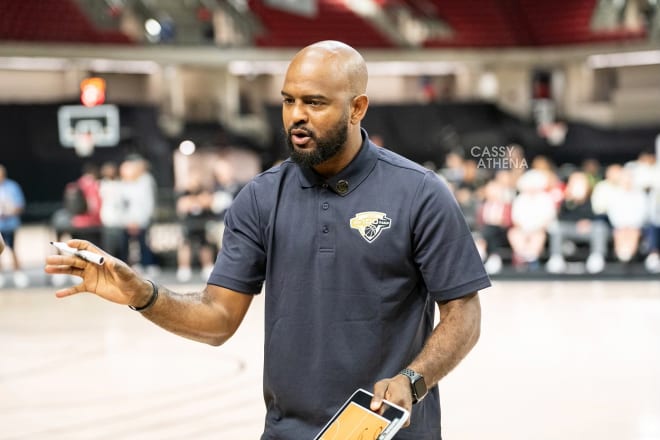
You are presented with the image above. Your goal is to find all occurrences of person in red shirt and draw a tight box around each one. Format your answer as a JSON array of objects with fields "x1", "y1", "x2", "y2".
[{"x1": 72, "y1": 164, "x2": 101, "y2": 225}]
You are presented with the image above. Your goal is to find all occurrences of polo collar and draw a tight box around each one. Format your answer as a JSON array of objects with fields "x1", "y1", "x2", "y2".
[{"x1": 296, "y1": 128, "x2": 378, "y2": 196}]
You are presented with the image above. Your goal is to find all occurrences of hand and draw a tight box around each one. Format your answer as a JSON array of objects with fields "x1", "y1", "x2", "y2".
[
  {"x1": 370, "y1": 374, "x2": 413, "y2": 427},
  {"x1": 44, "y1": 239, "x2": 151, "y2": 307}
]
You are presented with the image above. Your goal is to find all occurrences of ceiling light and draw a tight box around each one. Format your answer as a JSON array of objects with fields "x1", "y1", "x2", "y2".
[
  {"x1": 179, "y1": 140, "x2": 196, "y2": 156},
  {"x1": 145, "y1": 19, "x2": 162, "y2": 37}
]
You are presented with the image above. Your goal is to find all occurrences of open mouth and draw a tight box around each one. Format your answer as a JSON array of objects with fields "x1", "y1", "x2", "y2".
[{"x1": 290, "y1": 128, "x2": 312, "y2": 146}]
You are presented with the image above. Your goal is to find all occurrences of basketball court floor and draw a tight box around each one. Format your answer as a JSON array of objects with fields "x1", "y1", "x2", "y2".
[{"x1": 1, "y1": 229, "x2": 659, "y2": 439}]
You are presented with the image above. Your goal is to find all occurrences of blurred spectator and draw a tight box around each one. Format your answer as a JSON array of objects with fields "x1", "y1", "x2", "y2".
[
  {"x1": 494, "y1": 167, "x2": 518, "y2": 201},
  {"x1": 645, "y1": 176, "x2": 660, "y2": 273},
  {"x1": 634, "y1": 152, "x2": 660, "y2": 272},
  {"x1": 0, "y1": 164, "x2": 28, "y2": 288},
  {"x1": 175, "y1": 171, "x2": 216, "y2": 282},
  {"x1": 440, "y1": 153, "x2": 489, "y2": 228},
  {"x1": 99, "y1": 161, "x2": 127, "y2": 260},
  {"x1": 580, "y1": 158, "x2": 603, "y2": 188},
  {"x1": 507, "y1": 169, "x2": 556, "y2": 270},
  {"x1": 207, "y1": 158, "x2": 243, "y2": 253},
  {"x1": 120, "y1": 155, "x2": 159, "y2": 276},
  {"x1": 69, "y1": 163, "x2": 102, "y2": 243},
  {"x1": 591, "y1": 163, "x2": 623, "y2": 223},
  {"x1": 545, "y1": 171, "x2": 609, "y2": 274},
  {"x1": 209, "y1": 158, "x2": 242, "y2": 219},
  {"x1": 530, "y1": 155, "x2": 564, "y2": 207},
  {"x1": 52, "y1": 163, "x2": 102, "y2": 244},
  {"x1": 474, "y1": 173, "x2": 513, "y2": 274},
  {"x1": 0, "y1": 231, "x2": 4, "y2": 255},
  {"x1": 438, "y1": 150, "x2": 465, "y2": 187},
  {"x1": 504, "y1": 144, "x2": 527, "y2": 184},
  {"x1": 626, "y1": 151, "x2": 656, "y2": 191},
  {"x1": 455, "y1": 159, "x2": 488, "y2": 228},
  {"x1": 606, "y1": 168, "x2": 647, "y2": 263}
]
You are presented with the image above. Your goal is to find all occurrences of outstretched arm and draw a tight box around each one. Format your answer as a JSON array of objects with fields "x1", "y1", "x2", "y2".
[
  {"x1": 371, "y1": 292, "x2": 481, "y2": 422},
  {"x1": 137, "y1": 284, "x2": 253, "y2": 345},
  {"x1": 44, "y1": 239, "x2": 253, "y2": 346}
]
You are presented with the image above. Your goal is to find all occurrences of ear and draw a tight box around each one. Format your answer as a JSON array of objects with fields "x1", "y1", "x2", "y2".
[{"x1": 350, "y1": 94, "x2": 369, "y2": 125}]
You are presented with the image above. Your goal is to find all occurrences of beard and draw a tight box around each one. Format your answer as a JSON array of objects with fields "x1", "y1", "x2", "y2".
[{"x1": 286, "y1": 112, "x2": 349, "y2": 168}]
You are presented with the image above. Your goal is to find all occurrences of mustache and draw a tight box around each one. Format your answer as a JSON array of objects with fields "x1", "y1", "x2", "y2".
[{"x1": 287, "y1": 124, "x2": 315, "y2": 138}]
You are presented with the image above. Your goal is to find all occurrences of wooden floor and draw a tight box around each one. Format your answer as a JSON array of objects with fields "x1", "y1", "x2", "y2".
[{"x1": 1, "y1": 278, "x2": 659, "y2": 439}]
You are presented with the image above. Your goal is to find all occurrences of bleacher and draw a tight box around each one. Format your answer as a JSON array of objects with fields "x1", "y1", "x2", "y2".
[
  {"x1": 0, "y1": 0, "x2": 647, "y2": 49},
  {"x1": 247, "y1": 0, "x2": 394, "y2": 48},
  {"x1": 0, "y1": 0, "x2": 133, "y2": 44}
]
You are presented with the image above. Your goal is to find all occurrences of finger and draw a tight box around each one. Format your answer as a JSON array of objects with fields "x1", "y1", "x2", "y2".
[
  {"x1": 46, "y1": 254, "x2": 86, "y2": 269},
  {"x1": 371, "y1": 380, "x2": 390, "y2": 411},
  {"x1": 67, "y1": 239, "x2": 108, "y2": 257},
  {"x1": 66, "y1": 238, "x2": 93, "y2": 250},
  {"x1": 54, "y1": 283, "x2": 86, "y2": 298},
  {"x1": 46, "y1": 254, "x2": 72, "y2": 265},
  {"x1": 46, "y1": 254, "x2": 88, "y2": 270}
]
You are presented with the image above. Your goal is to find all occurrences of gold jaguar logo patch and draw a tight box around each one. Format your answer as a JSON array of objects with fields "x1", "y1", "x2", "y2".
[{"x1": 350, "y1": 211, "x2": 392, "y2": 243}]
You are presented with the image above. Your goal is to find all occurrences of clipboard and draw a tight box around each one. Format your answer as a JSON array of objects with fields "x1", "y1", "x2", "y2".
[{"x1": 313, "y1": 388, "x2": 409, "y2": 440}]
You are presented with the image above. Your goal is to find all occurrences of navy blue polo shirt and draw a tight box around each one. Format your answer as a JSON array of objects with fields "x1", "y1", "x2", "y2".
[{"x1": 208, "y1": 129, "x2": 490, "y2": 440}]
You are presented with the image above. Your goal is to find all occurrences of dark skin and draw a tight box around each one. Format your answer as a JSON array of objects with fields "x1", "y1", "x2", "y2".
[{"x1": 44, "y1": 40, "x2": 481, "y2": 429}]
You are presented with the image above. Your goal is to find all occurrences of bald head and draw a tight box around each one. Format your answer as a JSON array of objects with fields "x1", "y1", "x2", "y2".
[
  {"x1": 289, "y1": 40, "x2": 368, "y2": 97},
  {"x1": 281, "y1": 41, "x2": 370, "y2": 176}
]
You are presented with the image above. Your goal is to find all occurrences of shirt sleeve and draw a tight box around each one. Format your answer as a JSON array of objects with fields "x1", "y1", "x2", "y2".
[
  {"x1": 207, "y1": 181, "x2": 266, "y2": 294},
  {"x1": 411, "y1": 172, "x2": 491, "y2": 302}
]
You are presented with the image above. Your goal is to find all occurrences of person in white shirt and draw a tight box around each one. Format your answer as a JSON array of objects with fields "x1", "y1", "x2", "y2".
[
  {"x1": 120, "y1": 155, "x2": 159, "y2": 276},
  {"x1": 606, "y1": 168, "x2": 647, "y2": 263},
  {"x1": 507, "y1": 169, "x2": 557, "y2": 270}
]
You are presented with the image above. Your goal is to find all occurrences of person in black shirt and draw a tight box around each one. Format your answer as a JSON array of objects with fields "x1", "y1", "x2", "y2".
[{"x1": 546, "y1": 171, "x2": 609, "y2": 274}]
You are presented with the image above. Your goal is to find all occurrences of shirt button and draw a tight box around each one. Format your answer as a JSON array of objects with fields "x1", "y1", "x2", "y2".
[
  {"x1": 336, "y1": 180, "x2": 349, "y2": 195},
  {"x1": 321, "y1": 183, "x2": 329, "y2": 189},
  {"x1": 322, "y1": 202, "x2": 329, "y2": 210},
  {"x1": 322, "y1": 225, "x2": 329, "y2": 233}
]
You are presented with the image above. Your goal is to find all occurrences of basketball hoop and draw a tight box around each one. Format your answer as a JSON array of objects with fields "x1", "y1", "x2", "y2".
[
  {"x1": 57, "y1": 104, "x2": 120, "y2": 153},
  {"x1": 74, "y1": 131, "x2": 95, "y2": 157}
]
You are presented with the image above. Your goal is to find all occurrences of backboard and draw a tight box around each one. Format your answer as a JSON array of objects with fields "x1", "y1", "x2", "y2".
[{"x1": 57, "y1": 104, "x2": 120, "y2": 155}]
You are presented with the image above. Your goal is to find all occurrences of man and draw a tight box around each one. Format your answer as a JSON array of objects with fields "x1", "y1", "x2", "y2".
[{"x1": 45, "y1": 41, "x2": 490, "y2": 439}]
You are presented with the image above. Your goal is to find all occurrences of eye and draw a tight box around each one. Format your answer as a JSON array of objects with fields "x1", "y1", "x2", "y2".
[
  {"x1": 282, "y1": 97, "x2": 294, "y2": 105},
  {"x1": 308, "y1": 100, "x2": 324, "y2": 107}
]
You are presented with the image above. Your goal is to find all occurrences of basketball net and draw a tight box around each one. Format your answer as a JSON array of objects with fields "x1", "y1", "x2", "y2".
[{"x1": 74, "y1": 132, "x2": 95, "y2": 157}]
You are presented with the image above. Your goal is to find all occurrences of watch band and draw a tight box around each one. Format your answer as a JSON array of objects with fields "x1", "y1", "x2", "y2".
[{"x1": 399, "y1": 368, "x2": 417, "y2": 380}]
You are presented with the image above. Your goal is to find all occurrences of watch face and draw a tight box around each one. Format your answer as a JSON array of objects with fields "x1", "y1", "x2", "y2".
[
  {"x1": 412, "y1": 376, "x2": 427, "y2": 401},
  {"x1": 413, "y1": 378, "x2": 427, "y2": 398}
]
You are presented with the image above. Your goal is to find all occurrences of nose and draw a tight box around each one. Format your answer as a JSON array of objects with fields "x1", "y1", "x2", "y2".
[{"x1": 287, "y1": 101, "x2": 308, "y2": 125}]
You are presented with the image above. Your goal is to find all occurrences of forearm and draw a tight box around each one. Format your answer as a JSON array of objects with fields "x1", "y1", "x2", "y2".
[
  {"x1": 135, "y1": 284, "x2": 242, "y2": 346},
  {"x1": 408, "y1": 292, "x2": 481, "y2": 387}
]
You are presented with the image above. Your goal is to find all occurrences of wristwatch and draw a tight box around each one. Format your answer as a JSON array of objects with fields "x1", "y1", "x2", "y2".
[{"x1": 399, "y1": 368, "x2": 427, "y2": 404}]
